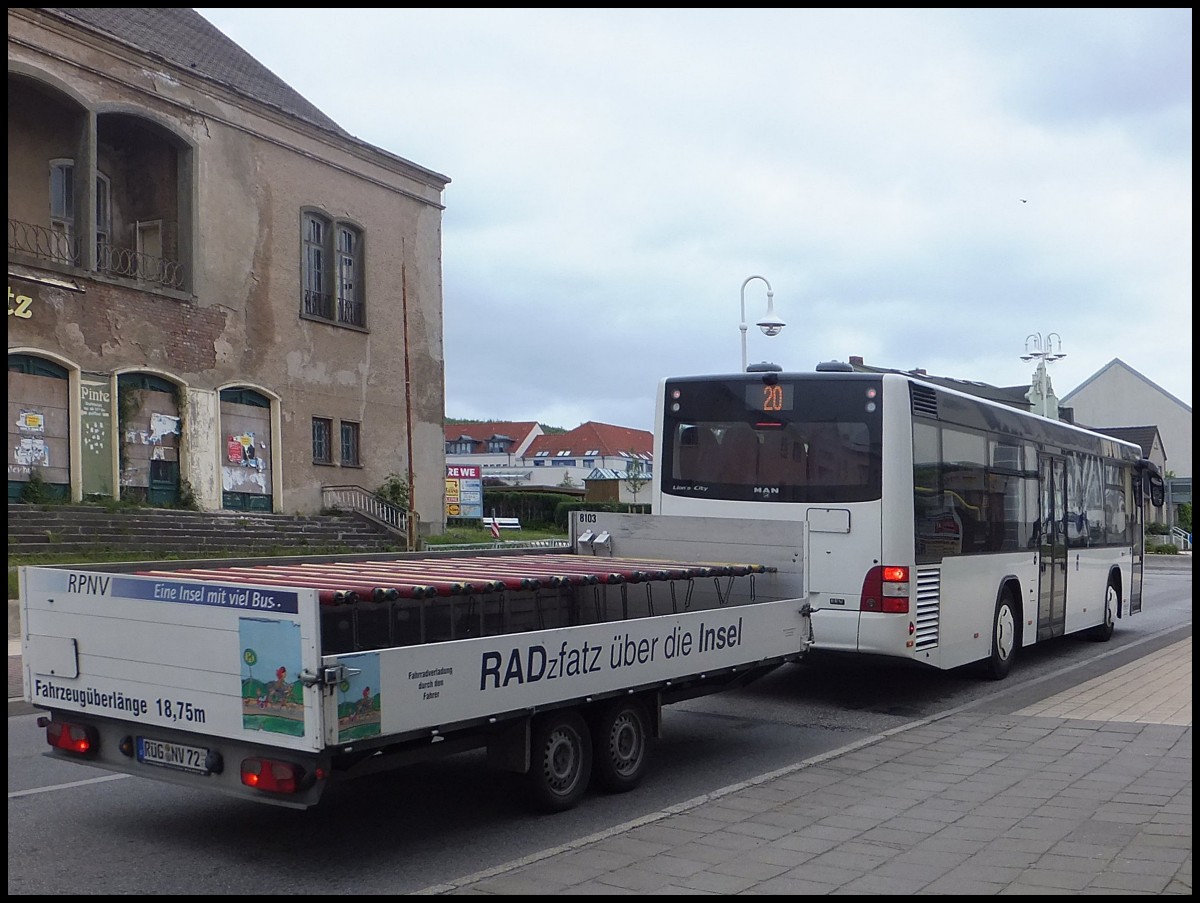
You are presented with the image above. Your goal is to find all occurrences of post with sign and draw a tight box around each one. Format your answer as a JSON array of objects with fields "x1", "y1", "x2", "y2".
[{"x1": 445, "y1": 464, "x2": 483, "y2": 522}]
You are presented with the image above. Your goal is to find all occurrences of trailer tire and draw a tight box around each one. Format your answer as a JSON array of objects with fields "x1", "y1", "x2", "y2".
[
  {"x1": 527, "y1": 710, "x2": 592, "y2": 813},
  {"x1": 590, "y1": 698, "x2": 650, "y2": 794}
]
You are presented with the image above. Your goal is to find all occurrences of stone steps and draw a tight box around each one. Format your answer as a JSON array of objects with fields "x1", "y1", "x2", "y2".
[{"x1": 7, "y1": 504, "x2": 401, "y2": 557}]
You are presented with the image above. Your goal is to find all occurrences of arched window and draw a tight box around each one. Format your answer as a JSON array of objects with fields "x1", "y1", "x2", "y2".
[
  {"x1": 8, "y1": 353, "x2": 69, "y2": 379},
  {"x1": 221, "y1": 387, "x2": 273, "y2": 511},
  {"x1": 8, "y1": 354, "x2": 72, "y2": 502},
  {"x1": 220, "y1": 387, "x2": 270, "y2": 407}
]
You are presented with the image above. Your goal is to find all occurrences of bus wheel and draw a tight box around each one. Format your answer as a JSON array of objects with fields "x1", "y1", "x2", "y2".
[
  {"x1": 527, "y1": 710, "x2": 592, "y2": 813},
  {"x1": 983, "y1": 591, "x2": 1019, "y2": 681},
  {"x1": 1089, "y1": 580, "x2": 1118, "y2": 642},
  {"x1": 591, "y1": 698, "x2": 651, "y2": 793}
]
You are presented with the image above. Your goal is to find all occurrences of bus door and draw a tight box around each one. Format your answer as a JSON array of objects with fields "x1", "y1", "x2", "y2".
[
  {"x1": 1130, "y1": 501, "x2": 1144, "y2": 616},
  {"x1": 1037, "y1": 454, "x2": 1068, "y2": 640},
  {"x1": 1129, "y1": 466, "x2": 1164, "y2": 616}
]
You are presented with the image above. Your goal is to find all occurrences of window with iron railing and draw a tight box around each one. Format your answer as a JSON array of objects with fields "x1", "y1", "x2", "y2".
[{"x1": 302, "y1": 210, "x2": 365, "y2": 328}]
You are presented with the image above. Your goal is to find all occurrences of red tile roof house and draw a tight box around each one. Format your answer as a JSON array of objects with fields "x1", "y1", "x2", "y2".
[{"x1": 446, "y1": 421, "x2": 652, "y2": 494}]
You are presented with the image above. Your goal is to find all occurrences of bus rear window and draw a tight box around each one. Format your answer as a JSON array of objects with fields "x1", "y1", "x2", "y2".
[
  {"x1": 666, "y1": 419, "x2": 880, "y2": 503},
  {"x1": 661, "y1": 376, "x2": 883, "y2": 503}
]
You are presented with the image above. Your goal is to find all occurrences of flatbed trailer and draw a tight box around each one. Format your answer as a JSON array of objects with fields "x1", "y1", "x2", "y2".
[{"x1": 21, "y1": 512, "x2": 810, "y2": 812}]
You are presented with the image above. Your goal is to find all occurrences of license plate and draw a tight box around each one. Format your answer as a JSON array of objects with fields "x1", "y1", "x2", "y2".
[{"x1": 136, "y1": 737, "x2": 211, "y2": 775}]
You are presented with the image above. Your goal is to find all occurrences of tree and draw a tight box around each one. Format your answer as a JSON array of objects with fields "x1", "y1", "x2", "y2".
[
  {"x1": 375, "y1": 472, "x2": 409, "y2": 508},
  {"x1": 623, "y1": 457, "x2": 649, "y2": 512}
]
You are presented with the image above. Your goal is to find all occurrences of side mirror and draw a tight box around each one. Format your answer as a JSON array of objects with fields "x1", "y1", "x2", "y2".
[{"x1": 1147, "y1": 472, "x2": 1165, "y2": 508}]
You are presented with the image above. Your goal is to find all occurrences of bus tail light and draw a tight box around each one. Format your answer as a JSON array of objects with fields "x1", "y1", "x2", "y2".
[
  {"x1": 41, "y1": 717, "x2": 99, "y2": 757},
  {"x1": 860, "y1": 566, "x2": 910, "y2": 613}
]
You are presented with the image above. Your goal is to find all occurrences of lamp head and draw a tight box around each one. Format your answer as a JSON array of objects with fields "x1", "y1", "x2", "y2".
[
  {"x1": 756, "y1": 316, "x2": 785, "y2": 337},
  {"x1": 755, "y1": 289, "x2": 784, "y2": 336}
]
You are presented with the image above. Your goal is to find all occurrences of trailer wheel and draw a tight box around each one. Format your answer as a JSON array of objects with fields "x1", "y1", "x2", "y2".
[
  {"x1": 527, "y1": 710, "x2": 592, "y2": 812},
  {"x1": 590, "y1": 698, "x2": 650, "y2": 793}
]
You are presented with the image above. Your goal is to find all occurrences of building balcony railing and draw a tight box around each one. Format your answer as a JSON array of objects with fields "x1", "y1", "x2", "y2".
[
  {"x1": 304, "y1": 289, "x2": 365, "y2": 328},
  {"x1": 97, "y1": 241, "x2": 185, "y2": 290},
  {"x1": 338, "y1": 296, "x2": 365, "y2": 328},
  {"x1": 304, "y1": 288, "x2": 334, "y2": 319},
  {"x1": 8, "y1": 219, "x2": 185, "y2": 291},
  {"x1": 8, "y1": 219, "x2": 77, "y2": 266}
]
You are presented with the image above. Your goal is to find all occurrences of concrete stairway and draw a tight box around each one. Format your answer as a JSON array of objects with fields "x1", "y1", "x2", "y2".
[{"x1": 7, "y1": 503, "x2": 402, "y2": 558}]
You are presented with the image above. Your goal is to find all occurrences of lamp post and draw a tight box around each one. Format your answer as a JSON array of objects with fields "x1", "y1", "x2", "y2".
[
  {"x1": 1020, "y1": 332, "x2": 1066, "y2": 419},
  {"x1": 739, "y1": 275, "x2": 784, "y2": 372}
]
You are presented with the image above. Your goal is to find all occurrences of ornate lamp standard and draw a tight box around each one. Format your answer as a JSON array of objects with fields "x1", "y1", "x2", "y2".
[
  {"x1": 1021, "y1": 332, "x2": 1066, "y2": 419},
  {"x1": 739, "y1": 275, "x2": 785, "y2": 372}
]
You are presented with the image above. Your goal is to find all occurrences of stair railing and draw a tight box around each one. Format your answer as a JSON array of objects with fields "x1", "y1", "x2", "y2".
[
  {"x1": 321, "y1": 484, "x2": 413, "y2": 550},
  {"x1": 1170, "y1": 526, "x2": 1192, "y2": 552}
]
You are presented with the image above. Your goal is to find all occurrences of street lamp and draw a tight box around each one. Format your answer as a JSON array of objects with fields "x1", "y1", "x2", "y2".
[
  {"x1": 740, "y1": 275, "x2": 784, "y2": 372},
  {"x1": 1020, "y1": 331, "x2": 1066, "y2": 365},
  {"x1": 1021, "y1": 332, "x2": 1066, "y2": 419}
]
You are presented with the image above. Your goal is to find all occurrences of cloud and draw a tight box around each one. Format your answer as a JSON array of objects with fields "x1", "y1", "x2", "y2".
[{"x1": 196, "y1": 8, "x2": 1192, "y2": 432}]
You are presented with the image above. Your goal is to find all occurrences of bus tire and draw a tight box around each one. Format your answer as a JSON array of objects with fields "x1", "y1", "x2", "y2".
[
  {"x1": 590, "y1": 698, "x2": 651, "y2": 793},
  {"x1": 526, "y1": 710, "x2": 592, "y2": 813},
  {"x1": 983, "y1": 590, "x2": 1019, "y2": 681},
  {"x1": 1088, "y1": 578, "x2": 1119, "y2": 642}
]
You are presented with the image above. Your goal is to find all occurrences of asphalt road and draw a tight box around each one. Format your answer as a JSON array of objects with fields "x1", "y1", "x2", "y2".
[{"x1": 7, "y1": 558, "x2": 1191, "y2": 894}]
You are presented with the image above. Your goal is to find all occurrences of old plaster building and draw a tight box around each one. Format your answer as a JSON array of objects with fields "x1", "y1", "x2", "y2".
[{"x1": 8, "y1": 9, "x2": 449, "y2": 534}]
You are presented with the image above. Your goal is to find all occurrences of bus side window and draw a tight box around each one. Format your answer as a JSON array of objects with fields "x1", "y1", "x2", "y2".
[{"x1": 1022, "y1": 477, "x2": 1039, "y2": 549}]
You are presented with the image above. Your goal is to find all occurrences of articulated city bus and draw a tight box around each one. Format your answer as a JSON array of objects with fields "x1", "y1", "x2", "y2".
[{"x1": 652, "y1": 365, "x2": 1165, "y2": 678}]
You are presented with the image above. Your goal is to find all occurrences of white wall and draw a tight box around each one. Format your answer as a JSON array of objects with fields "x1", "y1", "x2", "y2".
[{"x1": 1065, "y1": 364, "x2": 1192, "y2": 479}]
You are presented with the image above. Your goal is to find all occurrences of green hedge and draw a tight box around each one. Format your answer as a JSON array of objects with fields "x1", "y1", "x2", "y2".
[
  {"x1": 1147, "y1": 542, "x2": 1180, "y2": 555},
  {"x1": 480, "y1": 490, "x2": 575, "y2": 529},
  {"x1": 480, "y1": 491, "x2": 649, "y2": 530}
]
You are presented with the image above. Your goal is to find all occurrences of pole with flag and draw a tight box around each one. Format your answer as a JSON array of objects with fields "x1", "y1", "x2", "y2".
[{"x1": 489, "y1": 516, "x2": 501, "y2": 540}]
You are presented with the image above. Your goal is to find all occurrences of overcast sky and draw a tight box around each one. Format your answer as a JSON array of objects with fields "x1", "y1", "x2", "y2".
[{"x1": 195, "y1": 8, "x2": 1191, "y2": 433}]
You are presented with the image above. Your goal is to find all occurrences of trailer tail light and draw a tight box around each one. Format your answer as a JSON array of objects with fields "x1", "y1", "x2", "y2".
[
  {"x1": 42, "y1": 719, "x2": 98, "y2": 756},
  {"x1": 241, "y1": 757, "x2": 310, "y2": 794},
  {"x1": 860, "y1": 566, "x2": 910, "y2": 614}
]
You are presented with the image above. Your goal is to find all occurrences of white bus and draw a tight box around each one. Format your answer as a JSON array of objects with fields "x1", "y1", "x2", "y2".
[{"x1": 652, "y1": 365, "x2": 1166, "y2": 679}]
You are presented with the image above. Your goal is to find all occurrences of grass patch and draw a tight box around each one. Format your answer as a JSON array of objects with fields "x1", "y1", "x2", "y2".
[{"x1": 424, "y1": 525, "x2": 565, "y2": 546}]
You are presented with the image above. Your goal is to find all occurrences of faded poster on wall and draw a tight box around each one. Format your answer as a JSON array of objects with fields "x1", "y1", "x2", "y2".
[
  {"x1": 80, "y1": 376, "x2": 113, "y2": 496},
  {"x1": 8, "y1": 369, "x2": 70, "y2": 488}
]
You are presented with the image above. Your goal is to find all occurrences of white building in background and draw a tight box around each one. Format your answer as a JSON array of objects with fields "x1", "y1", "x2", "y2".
[
  {"x1": 444, "y1": 421, "x2": 543, "y2": 484},
  {"x1": 445, "y1": 421, "x2": 653, "y2": 492},
  {"x1": 1061, "y1": 359, "x2": 1192, "y2": 481}
]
